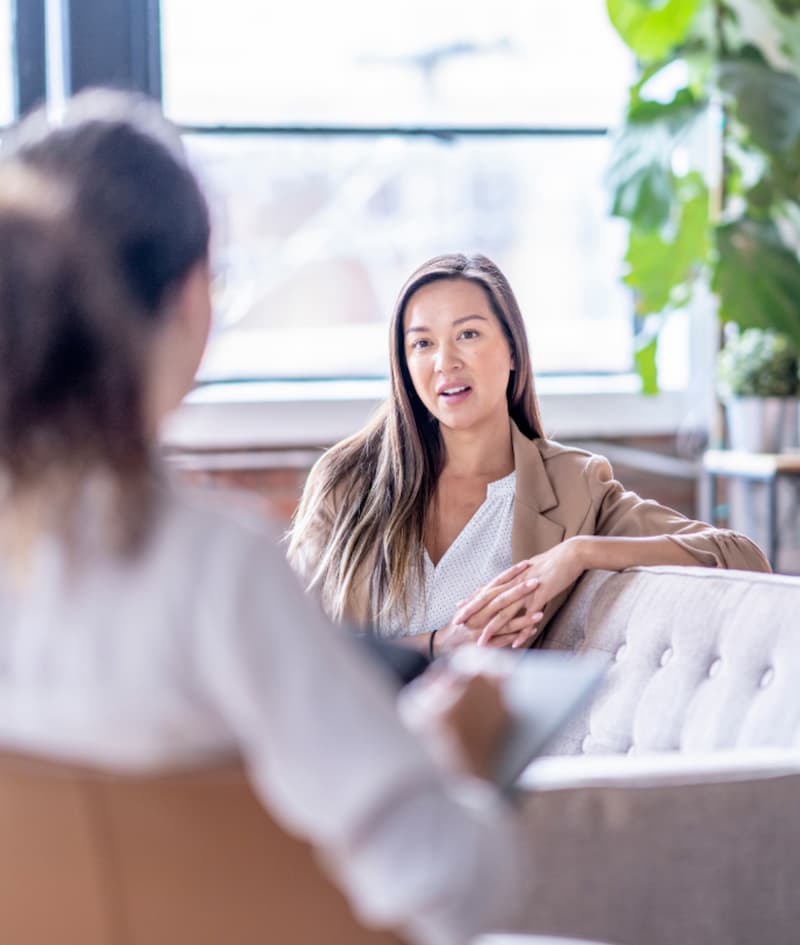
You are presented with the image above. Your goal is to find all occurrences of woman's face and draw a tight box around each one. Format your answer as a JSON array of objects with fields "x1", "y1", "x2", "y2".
[{"x1": 402, "y1": 278, "x2": 514, "y2": 435}]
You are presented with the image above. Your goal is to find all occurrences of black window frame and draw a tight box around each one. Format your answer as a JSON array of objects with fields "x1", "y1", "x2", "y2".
[
  {"x1": 11, "y1": 0, "x2": 160, "y2": 122},
  {"x1": 13, "y1": 0, "x2": 46, "y2": 116}
]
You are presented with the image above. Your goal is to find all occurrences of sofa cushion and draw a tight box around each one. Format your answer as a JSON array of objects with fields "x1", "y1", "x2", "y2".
[{"x1": 540, "y1": 566, "x2": 800, "y2": 756}]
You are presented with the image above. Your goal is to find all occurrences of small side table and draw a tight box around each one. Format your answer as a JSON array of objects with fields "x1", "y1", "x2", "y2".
[{"x1": 701, "y1": 449, "x2": 800, "y2": 570}]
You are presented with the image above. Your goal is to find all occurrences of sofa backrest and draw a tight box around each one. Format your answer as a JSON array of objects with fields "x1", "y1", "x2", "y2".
[
  {"x1": 0, "y1": 751, "x2": 406, "y2": 945},
  {"x1": 541, "y1": 566, "x2": 800, "y2": 756}
]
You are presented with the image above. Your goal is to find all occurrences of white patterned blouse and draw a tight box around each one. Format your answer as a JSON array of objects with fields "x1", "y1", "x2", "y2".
[{"x1": 378, "y1": 471, "x2": 516, "y2": 639}]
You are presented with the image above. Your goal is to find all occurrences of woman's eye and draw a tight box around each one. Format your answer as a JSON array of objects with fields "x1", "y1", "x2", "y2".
[
  {"x1": 410, "y1": 338, "x2": 432, "y2": 350},
  {"x1": 459, "y1": 329, "x2": 480, "y2": 340}
]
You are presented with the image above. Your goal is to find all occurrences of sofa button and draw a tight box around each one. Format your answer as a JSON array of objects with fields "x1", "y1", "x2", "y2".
[
  {"x1": 615, "y1": 643, "x2": 627, "y2": 661},
  {"x1": 581, "y1": 736, "x2": 591, "y2": 753},
  {"x1": 708, "y1": 658, "x2": 721, "y2": 678},
  {"x1": 659, "y1": 647, "x2": 673, "y2": 667},
  {"x1": 760, "y1": 667, "x2": 775, "y2": 689}
]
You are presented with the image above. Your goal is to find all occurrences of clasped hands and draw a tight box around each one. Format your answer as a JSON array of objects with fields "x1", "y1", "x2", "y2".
[{"x1": 435, "y1": 537, "x2": 586, "y2": 653}]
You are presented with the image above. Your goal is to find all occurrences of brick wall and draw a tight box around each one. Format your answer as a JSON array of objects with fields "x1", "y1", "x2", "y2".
[{"x1": 180, "y1": 465, "x2": 312, "y2": 525}]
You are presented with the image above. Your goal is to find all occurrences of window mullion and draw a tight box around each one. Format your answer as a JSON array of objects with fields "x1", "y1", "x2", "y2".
[
  {"x1": 14, "y1": 0, "x2": 47, "y2": 116},
  {"x1": 66, "y1": 0, "x2": 161, "y2": 99}
]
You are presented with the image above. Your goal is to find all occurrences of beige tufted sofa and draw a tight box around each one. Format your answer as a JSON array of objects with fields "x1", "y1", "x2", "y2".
[{"x1": 511, "y1": 566, "x2": 800, "y2": 945}]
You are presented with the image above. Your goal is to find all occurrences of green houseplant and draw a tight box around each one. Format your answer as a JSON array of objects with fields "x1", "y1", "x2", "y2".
[
  {"x1": 605, "y1": 0, "x2": 800, "y2": 395},
  {"x1": 717, "y1": 326, "x2": 799, "y2": 449}
]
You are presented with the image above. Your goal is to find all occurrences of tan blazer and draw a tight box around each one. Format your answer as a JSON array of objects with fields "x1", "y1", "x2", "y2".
[
  {"x1": 296, "y1": 422, "x2": 770, "y2": 630},
  {"x1": 507, "y1": 423, "x2": 770, "y2": 633}
]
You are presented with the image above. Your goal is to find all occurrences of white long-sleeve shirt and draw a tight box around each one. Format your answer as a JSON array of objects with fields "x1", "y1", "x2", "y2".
[{"x1": 0, "y1": 481, "x2": 526, "y2": 945}]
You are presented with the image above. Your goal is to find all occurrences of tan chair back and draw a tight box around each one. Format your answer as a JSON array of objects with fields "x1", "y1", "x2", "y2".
[{"x1": 0, "y1": 752, "x2": 406, "y2": 945}]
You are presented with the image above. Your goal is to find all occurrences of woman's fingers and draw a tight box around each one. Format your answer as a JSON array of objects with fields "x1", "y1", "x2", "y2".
[
  {"x1": 480, "y1": 610, "x2": 544, "y2": 647},
  {"x1": 456, "y1": 576, "x2": 538, "y2": 625},
  {"x1": 474, "y1": 592, "x2": 539, "y2": 643},
  {"x1": 452, "y1": 561, "x2": 528, "y2": 620},
  {"x1": 484, "y1": 560, "x2": 530, "y2": 588},
  {"x1": 480, "y1": 613, "x2": 537, "y2": 648},
  {"x1": 511, "y1": 613, "x2": 546, "y2": 649}
]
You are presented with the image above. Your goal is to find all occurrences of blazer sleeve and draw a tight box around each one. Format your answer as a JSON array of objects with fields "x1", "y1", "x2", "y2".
[{"x1": 584, "y1": 455, "x2": 771, "y2": 573}]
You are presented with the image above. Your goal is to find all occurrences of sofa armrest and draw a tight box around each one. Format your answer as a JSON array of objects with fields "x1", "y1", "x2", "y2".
[
  {"x1": 511, "y1": 750, "x2": 800, "y2": 945},
  {"x1": 519, "y1": 747, "x2": 800, "y2": 790}
]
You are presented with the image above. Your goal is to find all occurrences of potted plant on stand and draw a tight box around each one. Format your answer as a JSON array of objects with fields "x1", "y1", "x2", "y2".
[
  {"x1": 717, "y1": 326, "x2": 799, "y2": 451},
  {"x1": 605, "y1": 0, "x2": 800, "y2": 418}
]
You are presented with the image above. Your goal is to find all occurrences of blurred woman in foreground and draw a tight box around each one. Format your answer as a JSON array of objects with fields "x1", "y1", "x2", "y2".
[{"x1": 0, "y1": 93, "x2": 527, "y2": 945}]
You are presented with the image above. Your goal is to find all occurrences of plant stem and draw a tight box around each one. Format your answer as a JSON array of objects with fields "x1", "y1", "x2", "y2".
[
  {"x1": 713, "y1": 0, "x2": 731, "y2": 217},
  {"x1": 714, "y1": 0, "x2": 731, "y2": 58},
  {"x1": 712, "y1": 0, "x2": 733, "y2": 447}
]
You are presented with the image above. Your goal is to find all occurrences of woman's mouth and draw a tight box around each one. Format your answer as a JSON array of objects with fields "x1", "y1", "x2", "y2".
[{"x1": 438, "y1": 385, "x2": 472, "y2": 404}]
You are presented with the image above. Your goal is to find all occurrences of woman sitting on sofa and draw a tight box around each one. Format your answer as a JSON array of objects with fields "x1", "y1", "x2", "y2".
[{"x1": 288, "y1": 254, "x2": 770, "y2": 656}]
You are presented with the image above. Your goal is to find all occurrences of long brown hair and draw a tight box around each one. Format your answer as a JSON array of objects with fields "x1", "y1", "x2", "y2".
[
  {"x1": 0, "y1": 90, "x2": 210, "y2": 564},
  {"x1": 288, "y1": 253, "x2": 544, "y2": 624}
]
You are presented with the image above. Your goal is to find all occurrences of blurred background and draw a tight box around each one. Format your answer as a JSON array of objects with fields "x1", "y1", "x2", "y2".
[
  {"x1": 3, "y1": 0, "x2": 800, "y2": 568},
  {"x1": 163, "y1": 2, "x2": 636, "y2": 383}
]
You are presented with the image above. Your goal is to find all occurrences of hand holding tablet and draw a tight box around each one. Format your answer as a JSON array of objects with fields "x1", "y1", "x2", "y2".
[{"x1": 402, "y1": 647, "x2": 606, "y2": 789}]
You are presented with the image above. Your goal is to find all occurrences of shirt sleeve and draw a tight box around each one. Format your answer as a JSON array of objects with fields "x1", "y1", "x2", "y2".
[
  {"x1": 191, "y1": 523, "x2": 529, "y2": 945},
  {"x1": 584, "y1": 455, "x2": 771, "y2": 573}
]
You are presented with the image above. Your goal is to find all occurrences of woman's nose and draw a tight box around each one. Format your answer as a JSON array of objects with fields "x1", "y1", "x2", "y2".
[{"x1": 434, "y1": 340, "x2": 462, "y2": 372}]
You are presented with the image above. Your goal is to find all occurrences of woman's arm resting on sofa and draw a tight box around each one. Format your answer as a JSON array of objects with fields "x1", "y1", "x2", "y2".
[
  {"x1": 588, "y1": 455, "x2": 771, "y2": 573},
  {"x1": 469, "y1": 535, "x2": 695, "y2": 646}
]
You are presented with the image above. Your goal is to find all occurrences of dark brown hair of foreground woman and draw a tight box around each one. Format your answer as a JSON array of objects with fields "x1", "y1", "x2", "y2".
[{"x1": 0, "y1": 92, "x2": 210, "y2": 562}]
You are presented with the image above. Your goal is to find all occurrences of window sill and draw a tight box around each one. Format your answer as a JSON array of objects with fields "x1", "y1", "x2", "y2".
[{"x1": 161, "y1": 376, "x2": 691, "y2": 451}]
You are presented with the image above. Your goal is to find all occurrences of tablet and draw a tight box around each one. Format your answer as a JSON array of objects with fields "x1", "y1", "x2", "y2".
[
  {"x1": 356, "y1": 633, "x2": 430, "y2": 687},
  {"x1": 448, "y1": 647, "x2": 606, "y2": 789}
]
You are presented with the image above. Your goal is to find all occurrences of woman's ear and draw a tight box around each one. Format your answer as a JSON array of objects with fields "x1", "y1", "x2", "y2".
[
  {"x1": 174, "y1": 260, "x2": 212, "y2": 349},
  {"x1": 147, "y1": 260, "x2": 212, "y2": 426}
]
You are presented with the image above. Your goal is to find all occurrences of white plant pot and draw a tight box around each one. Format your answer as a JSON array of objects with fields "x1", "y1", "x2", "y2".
[{"x1": 724, "y1": 396, "x2": 799, "y2": 453}]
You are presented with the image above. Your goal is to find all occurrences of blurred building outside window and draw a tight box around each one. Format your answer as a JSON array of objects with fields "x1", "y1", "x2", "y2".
[{"x1": 159, "y1": 1, "x2": 672, "y2": 391}]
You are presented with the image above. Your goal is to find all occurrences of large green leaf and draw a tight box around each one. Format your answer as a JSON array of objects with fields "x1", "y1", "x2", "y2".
[
  {"x1": 624, "y1": 173, "x2": 710, "y2": 314},
  {"x1": 628, "y1": 85, "x2": 704, "y2": 124},
  {"x1": 764, "y1": 2, "x2": 800, "y2": 72},
  {"x1": 771, "y1": 0, "x2": 800, "y2": 14},
  {"x1": 611, "y1": 162, "x2": 674, "y2": 229},
  {"x1": 607, "y1": 94, "x2": 706, "y2": 229},
  {"x1": 718, "y1": 58, "x2": 800, "y2": 153},
  {"x1": 770, "y1": 142, "x2": 800, "y2": 203},
  {"x1": 606, "y1": 0, "x2": 704, "y2": 61},
  {"x1": 745, "y1": 177, "x2": 775, "y2": 218},
  {"x1": 714, "y1": 220, "x2": 800, "y2": 346}
]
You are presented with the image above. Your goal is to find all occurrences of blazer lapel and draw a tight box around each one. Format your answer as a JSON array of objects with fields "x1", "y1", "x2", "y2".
[{"x1": 511, "y1": 423, "x2": 565, "y2": 562}]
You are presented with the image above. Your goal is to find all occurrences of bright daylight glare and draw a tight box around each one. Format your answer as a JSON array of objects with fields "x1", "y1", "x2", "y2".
[{"x1": 160, "y1": 1, "x2": 636, "y2": 382}]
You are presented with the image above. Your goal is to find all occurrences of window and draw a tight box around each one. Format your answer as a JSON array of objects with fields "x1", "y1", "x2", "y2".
[
  {"x1": 0, "y1": 1, "x2": 13, "y2": 125},
  {"x1": 160, "y1": 1, "x2": 636, "y2": 383},
  {"x1": 161, "y1": 2, "x2": 630, "y2": 128}
]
